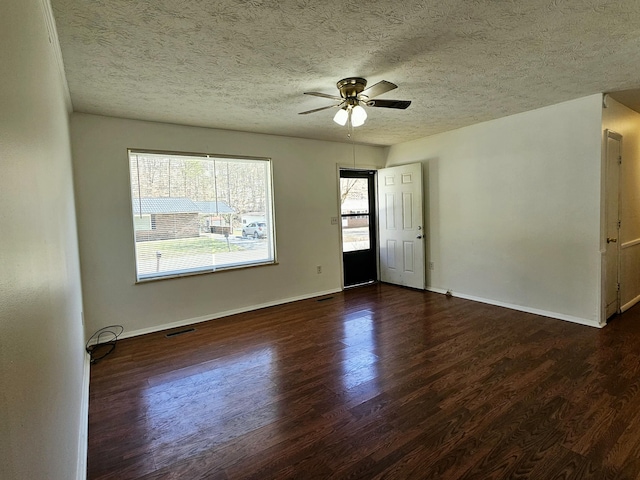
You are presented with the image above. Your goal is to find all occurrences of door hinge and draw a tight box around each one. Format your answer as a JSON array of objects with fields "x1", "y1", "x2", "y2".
[
  {"x1": 618, "y1": 155, "x2": 622, "y2": 164},
  {"x1": 617, "y1": 283, "x2": 621, "y2": 292},
  {"x1": 618, "y1": 220, "x2": 621, "y2": 229}
]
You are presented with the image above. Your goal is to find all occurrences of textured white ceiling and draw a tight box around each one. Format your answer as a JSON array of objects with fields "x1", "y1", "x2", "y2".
[{"x1": 51, "y1": 0, "x2": 640, "y2": 146}]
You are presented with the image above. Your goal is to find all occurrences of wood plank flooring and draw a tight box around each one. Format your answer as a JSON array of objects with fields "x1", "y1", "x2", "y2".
[{"x1": 88, "y1": 284, "x2": 640, "y2": 479}]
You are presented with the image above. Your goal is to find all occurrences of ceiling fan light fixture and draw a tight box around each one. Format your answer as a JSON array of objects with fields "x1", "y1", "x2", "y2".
[
  {"x1": 333, "y1": 107, "x2": 349, "y2": 126},
  {"x1": 300, "y1": 77, "x2": 409, "y2": 129},
  {"x1": 351, "y1": 105, "x2": 367, "y2": 127}
]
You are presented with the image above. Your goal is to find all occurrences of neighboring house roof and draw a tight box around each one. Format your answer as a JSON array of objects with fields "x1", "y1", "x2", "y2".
[
  {"x1": 132, "y1": 197, "x2": 197, "y2": 214},
  {"x1": 193, "y1": 201, "x2": 234, "y2": 214},
  {"x1": 132, "y1": 197, "x2": 234, "y2": 214}
]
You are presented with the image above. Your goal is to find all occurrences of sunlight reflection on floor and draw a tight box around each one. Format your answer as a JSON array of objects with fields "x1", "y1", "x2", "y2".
[
  {"x1": 142, "y1": 347, "x2": 277, "y2": 454},
  {"x1": 341, "y1": 312, "x2": 380, "y2": 391}
]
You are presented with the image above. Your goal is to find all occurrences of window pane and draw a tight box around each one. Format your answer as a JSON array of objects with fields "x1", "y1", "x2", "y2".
[
  {"x1": 133, "y1": 214, "x2": 151, "y2": 231},
  {"x1": 342, "y1": 217, "x2": 370, "y2": 252},
  {"x1": 129, "y1": 151, "x2": 275, "y2": 281},
  {"x1": 340, "y1": 178, "x2": 369, "y2": 215}
]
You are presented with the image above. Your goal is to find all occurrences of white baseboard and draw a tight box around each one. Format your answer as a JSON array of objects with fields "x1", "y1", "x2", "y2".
[
  {"x1": 426, "y1": 287, "x2": 449, "y2": 295},
  {"x1": 120, "y1": 288, "x2": 343, "y2": 340},
  {"x1": 425, "y1": 287, "x2": 602, "y2": 328},
  {"x1": 621, "y1": 293, "x2": 640, "y2": 313},
  {"x1": 77, "y1": 352, "x2": 90, "y2": 480}
]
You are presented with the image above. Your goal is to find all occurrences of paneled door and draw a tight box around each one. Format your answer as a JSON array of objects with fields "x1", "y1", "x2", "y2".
[
  {"x1": 377, "y1": 163, "x2": 425, "y2": 289},
  {"x1": 605, "y1": 130, "x2": 622, "y2": 320}
]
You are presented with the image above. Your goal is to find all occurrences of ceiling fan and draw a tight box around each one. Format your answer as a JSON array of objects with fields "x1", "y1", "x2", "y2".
[{"x1": 299, "y1": 77, "x2": 411, "y2": 127}]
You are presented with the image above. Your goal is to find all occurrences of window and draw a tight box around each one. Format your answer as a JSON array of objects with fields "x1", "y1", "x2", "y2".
[
  {"x1": 128, "y1": 149, "x2": 276, "y2": 281},
  {"x1": 133, "y1": 214, "x2": 151, "y2": 231},
  {"x1": 340, "y1": 176, "x2": 372, "y2": 252}
]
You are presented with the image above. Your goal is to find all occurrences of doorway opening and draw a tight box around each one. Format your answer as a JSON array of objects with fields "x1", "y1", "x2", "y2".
[{"x1": 340, "y1": 170, "x2": 377, "y2": 287}]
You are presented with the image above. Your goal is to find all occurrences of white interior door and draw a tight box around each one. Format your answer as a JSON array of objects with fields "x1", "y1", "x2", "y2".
[
  {"x1": 605, "y1": 130, "x2": 621, "y2": 319},
  {"x1": 377, "y1": 163, "x2": 425, "y2": 289}
]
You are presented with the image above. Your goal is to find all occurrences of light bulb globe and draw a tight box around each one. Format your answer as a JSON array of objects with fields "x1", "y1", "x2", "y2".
[
  {"x1": 333, "y1": 108, "x2": 349, "y2": 126},
  {"x1": 351, "y1": 105, "x2": 367, "y2": 127}
]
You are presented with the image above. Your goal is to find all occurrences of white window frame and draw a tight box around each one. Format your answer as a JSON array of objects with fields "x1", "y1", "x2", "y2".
[{"x1": 128, "y1": 149, "x2": 277, "y2": 282}]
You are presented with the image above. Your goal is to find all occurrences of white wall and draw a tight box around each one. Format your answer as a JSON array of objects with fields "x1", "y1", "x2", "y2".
[
  {"x1": 602, "y1": 96, "x2": 640, "y2": 311},
  {"x1": 386, "y1": 95, "x2": 604, "y2": 326},
  {"x1": 70, "y1": 113, "x2": 386, "y2": 336},
  {"x1": 0, "y1": 1, "x2": 86, "y2": 479}
]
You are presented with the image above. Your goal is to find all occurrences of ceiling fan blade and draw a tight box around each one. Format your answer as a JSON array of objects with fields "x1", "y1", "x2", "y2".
[
  {"x1": 359, "y1": 80, "x2": 397, "y2": 100},
  {"x1": 367, "y1": 99, "x2": 411, "y2": 109},
  {"x1": 304, "y1": 92, "x2": 343, "y2": 101},
  {"x1": 298, "y1": 104, "x2": 341, "y2": 115}
]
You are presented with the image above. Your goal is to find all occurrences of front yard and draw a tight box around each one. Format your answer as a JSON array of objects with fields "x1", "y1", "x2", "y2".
[{"x1": 136, "y1": 235, "x2": 242, "y2": 257}]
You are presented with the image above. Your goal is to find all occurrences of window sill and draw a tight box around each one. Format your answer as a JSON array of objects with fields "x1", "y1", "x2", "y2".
[{"x1": 134, "y1": 260, "x2": 279, "y2": 284}]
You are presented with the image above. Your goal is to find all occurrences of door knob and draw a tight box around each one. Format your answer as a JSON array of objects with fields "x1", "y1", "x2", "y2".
[
  {"x1": 607, "y1": 237, "x2": 618, "y2": 243},
  {"x1": 417, "y1": 235, "x2": 423, "y2": 239}
]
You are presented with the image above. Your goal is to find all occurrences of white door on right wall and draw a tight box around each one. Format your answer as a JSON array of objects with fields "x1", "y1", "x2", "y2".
[
  {"x1": 377, "y1": 163, "x2": 425, "y2": 290},
  {"x1": 605, "y1": 130, "x2": 622, "y2": 320}
]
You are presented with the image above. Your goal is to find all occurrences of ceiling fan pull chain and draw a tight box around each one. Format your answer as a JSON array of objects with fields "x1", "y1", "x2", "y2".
[{"x1": 350, "y1": 123, "x2": 356, "y2": 168}]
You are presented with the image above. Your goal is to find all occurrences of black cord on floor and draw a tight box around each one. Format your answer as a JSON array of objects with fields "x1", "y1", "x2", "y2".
[{"x1": 86, "y1": 325, "x2": 124, "y2": 364}]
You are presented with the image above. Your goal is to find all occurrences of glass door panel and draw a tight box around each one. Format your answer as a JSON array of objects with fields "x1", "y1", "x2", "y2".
[
  {"x1": 340, "y1": 170, "x2": 377, "y2": 287},
  {"x1": 342, "y1": 217, "x2": 370, "y2": 252}
]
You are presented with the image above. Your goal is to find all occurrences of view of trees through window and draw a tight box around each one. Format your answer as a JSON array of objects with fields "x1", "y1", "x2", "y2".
[
  {"x1": 129, "y1": 150, "x2": 275, "y2": 281},
  {"x1": 340, "y1": 177, "x2": 371, "y2": 252}
]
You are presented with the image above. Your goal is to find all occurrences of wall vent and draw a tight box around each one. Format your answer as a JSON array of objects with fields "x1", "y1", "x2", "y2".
[
  {"x1": 165, "y1": 328, "x2": 196, "y2": 338},
  {"x1": 317, "y1": 296, "x2": 335, "y2": 302}
]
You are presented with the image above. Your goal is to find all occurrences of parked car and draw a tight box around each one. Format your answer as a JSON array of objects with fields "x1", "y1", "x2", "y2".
[{"x1": 242, "y1": 222, "x2": 267, "y2": 239}]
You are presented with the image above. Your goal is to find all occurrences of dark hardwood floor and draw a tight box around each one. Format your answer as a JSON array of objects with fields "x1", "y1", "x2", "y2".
[{"x1": 88, "y1": 283, "x2": 640, "y2": 479}]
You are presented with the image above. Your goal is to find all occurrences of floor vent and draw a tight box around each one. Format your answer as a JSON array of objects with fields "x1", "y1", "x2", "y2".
[
  {"x1": 165, "y1": 328, "x2": 196, "y2": 338},
  {"x1": 317, "y1": 296, "x2": 334, "y2": 302}
]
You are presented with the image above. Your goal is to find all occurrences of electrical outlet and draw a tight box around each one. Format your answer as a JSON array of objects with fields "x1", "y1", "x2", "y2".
[
  {"x1": 317, "y1": 265, "x2": 322, "y2": 274},
  {"x1": 429, "y1": 262, "x2": 435, "y2": 270},
  {"x1": 331, "y1": 217, "x2": 338, "y2": 225}
]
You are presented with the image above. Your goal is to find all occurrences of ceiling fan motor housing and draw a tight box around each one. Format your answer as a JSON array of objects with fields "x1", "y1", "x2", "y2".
[{"x1": 337, "y1": 77, "x2": 367, "y2": 99}]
